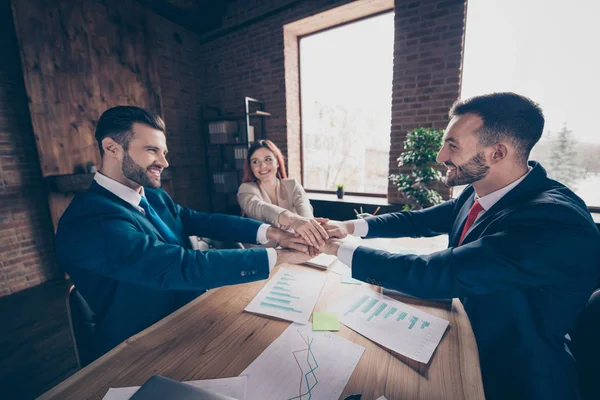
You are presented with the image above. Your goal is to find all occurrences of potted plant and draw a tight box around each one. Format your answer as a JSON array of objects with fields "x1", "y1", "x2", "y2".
[
  {"x1": 336, "y1": 184, "x2": 344, "y2": 199},
  {"x1": 389, "y1": 128, "x2": 444, "y2": 210}
]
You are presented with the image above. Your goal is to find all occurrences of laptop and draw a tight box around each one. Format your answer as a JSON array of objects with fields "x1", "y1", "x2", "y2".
[{"x1": 130, "y1": 375, "x2": 237, "y2": 400}]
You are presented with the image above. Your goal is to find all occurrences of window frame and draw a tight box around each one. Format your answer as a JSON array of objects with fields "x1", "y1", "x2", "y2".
[{"x1": 297, "y1": 10, "x2": 394, "y2": 197}]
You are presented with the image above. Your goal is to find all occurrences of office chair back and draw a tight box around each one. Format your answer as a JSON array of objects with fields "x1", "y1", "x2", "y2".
[
  {"x1": 66, "y1": 285, "x2": 97, "y2": 368},
  {"x1": 569, "y1": 289, "x2": 600, "y2": 400}
]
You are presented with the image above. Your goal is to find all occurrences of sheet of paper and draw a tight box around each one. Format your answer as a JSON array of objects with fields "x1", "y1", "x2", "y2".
[
  {"x1": 304, "y1": 253, "x2": 337, "y2": 269},
  {"x1": 102, "y1": 376, "x2": 247, "y2": 400},
  {"x1": 312, "y1": 312, "x2": 340, "y2": 331},
  {"x1": 340, "y1": 267, "x2": 362, "y2": 285},
  {"x1": 244, "y1": 266, "x2": 327, "y2": 324},
  {"x1": 328, "y1": 286, "x2": 449, "y2": 364},
  {"x1": 328, "y1": 259, "x2": 349, "y2": 275},
  {"x1": 376, "y1": 396, "x2": 388, "y2": 400},
  {"x1": 241, "y1": 323, "x2": 364, "y2": 400}
]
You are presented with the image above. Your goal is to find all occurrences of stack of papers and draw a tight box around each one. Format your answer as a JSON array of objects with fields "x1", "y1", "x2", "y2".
[{"x1": 303, "y1": 253, "x2": 338, "y2": 269}]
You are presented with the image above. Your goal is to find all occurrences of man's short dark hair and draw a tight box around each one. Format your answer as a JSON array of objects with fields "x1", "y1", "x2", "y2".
[
  {"x1": 449, "y1": 92, "x2": 544, "y2": 164},
  {"x1": 95, "y1": 106, "x2": 165, "y2": 156}
]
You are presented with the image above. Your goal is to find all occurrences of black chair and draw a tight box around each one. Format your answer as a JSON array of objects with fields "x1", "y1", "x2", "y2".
[
  {"x1": 66, "y1": 285, "x2": 97, "y2": 368},
  {"x1": 569, "y1": 289, "x2": 600, "y2": 400}
]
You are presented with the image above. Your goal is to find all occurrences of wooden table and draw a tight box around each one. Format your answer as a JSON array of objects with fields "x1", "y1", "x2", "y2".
[{"x1": 39, "y1": 237, "x2": 484, "y2": 400}]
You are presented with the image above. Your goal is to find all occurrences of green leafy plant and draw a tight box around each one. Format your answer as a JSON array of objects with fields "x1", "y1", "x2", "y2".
[
  {"x1": 336, "y1": 184, "x2": 344, "y2": 191},
  {"x1": 389, "y1": 128, "x2": 444, "y2": 210}
]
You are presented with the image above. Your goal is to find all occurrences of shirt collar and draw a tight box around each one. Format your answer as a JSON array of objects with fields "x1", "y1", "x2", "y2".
[
  {"x1": 94, "y1": 172, "x2": 145, "y2": 208},
  {"x1": 475, "y1": 166, "x2": 532, "y2": 211}
]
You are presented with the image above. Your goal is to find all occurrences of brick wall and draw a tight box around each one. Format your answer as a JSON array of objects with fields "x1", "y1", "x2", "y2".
[
  {"x1": 201, "y1": 0, "x2": 355, "y2": 162},
  {"x1": 153, "y1": 15, "x2": 209, "y2": 211},
  {"x1": 388, "y1": 0, "x2": 466, "y2": 202},
  {"x1": 0, "y1": 0, "x2": 60, "y2": 297},
  {"x1": 0, "y1": 2, "x2": 209, "y2": 297},
  {"x1": 201, "y1": 0, "x2": 466, "y2": 204}
]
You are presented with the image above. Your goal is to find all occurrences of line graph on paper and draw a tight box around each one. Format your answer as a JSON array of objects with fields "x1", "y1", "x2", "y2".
[
  {"x1": 241, "y1": 323, "x2": 364, "y2": 400},
  {"x1": 288, "y1": 331, "x2": 319, "y2": 400}
]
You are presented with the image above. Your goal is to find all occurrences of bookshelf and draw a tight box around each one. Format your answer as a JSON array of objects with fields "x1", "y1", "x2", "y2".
[{"x1": 202, "y1": 97, "x2": 270, "y2": 214}]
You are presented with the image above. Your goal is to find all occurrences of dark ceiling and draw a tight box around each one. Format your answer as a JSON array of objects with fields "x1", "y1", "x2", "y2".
[{"x1": 136, "y1": 0, "x2": 231, "y2": 36}]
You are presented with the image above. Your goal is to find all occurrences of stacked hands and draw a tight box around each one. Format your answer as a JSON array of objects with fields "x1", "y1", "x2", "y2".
[{"x1": 270, "y1": 215, "x2": 356, "y2": 266}]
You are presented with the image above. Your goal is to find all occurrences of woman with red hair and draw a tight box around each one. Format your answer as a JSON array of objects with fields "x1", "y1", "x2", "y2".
[{"x1": 238, "y1": 140, "x2": 328, "y2": 248}]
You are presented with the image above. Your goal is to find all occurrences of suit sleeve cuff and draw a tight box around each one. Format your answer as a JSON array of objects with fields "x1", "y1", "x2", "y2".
[
  {"x1": 256, "y1": 224, "x2": 270, "y2": 244},
  {"x1": 266, "y1": 248, "x2": 277, "y2": 272},
  {"x1": 351, "y1": 219, "x2": 369, "y2": 237},
  {"x1": 337, "y1": 241, "x2": 360, "y2": 267}
]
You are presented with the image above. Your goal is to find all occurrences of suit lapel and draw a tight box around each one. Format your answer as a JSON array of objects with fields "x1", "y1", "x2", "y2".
[
  {"x1": 456, "y1": 161, "x2": 548, "y2": 245},
  {"x1": 89, "y1": 182, "x2": 180, "y2": 245},
  {"x1": 144, "y1": 190, "x2": 184, "y2": 246}
]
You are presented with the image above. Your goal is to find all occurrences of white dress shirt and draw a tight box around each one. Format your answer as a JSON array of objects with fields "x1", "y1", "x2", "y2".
[
  {"x1": 94, "y1": 172, "x2": 277, "y2": 269},
  {"x1": 337, "y1": 167, "x2": 533, "y2": 267}
]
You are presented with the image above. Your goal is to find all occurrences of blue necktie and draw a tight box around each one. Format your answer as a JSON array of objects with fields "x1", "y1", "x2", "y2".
[{"x1": 139, "y1": 196, "x2": 180, "y2": 245}]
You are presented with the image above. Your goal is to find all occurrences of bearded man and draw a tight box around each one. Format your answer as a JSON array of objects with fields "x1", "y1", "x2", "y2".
[
  {"x1": 56, "y1": 106, "x2": 313, "y2": 360},
  {"x1": 319, "y1": 93, "x2": 600, "y2": 400}
]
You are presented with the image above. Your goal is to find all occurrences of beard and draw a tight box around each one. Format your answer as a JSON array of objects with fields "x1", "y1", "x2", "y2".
[
  {"x1": 122, "y1": 151, "x2": 161, "y2": 188},
  {"x1": 443, "y1": 152, "x2": 490, "y2": 186}
]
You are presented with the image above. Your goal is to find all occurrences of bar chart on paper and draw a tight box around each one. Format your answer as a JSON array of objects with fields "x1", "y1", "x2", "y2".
[
  {"x1": 241, "y1": 323, "x2": 364, "y2": 400},
  {"x1": 244, "y1": 267, "x2": 327, "y2": 324},
  {"x1": 329, "y1": 287, "x2": 449, "y2": 363}
]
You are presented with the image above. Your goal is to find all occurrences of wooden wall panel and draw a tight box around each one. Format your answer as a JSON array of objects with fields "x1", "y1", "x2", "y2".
[{"x1": 11, "y1": 0, "x2": 163, "y2": 177}]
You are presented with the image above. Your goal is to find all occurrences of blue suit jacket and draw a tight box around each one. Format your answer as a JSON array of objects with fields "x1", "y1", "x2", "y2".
[
  {"x1": 56, "y1": 182, "x2": 270, "y2": 356},
  {"x1": 352, "y1": 162, "x2": 600, "y2": 399}
]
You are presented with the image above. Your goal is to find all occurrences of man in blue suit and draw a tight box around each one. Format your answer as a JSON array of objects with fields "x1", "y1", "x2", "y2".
[
  {"x1": 56, "y1": 106, "x2": 318, "y2": 359},
  {"x1": 319, "y1": 93, "x2": 600, "y2": 399}
]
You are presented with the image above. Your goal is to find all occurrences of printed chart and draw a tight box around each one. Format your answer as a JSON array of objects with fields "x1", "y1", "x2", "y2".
[
  {"x1": 241, "y1": 323, "x2": 364, "y2": 400},
  {"x1": 245, "y1": 267, "x2": 327, "y2": 324},
  {"x1": 329, "y1": 287, "x2": 449, "y2": 363}
]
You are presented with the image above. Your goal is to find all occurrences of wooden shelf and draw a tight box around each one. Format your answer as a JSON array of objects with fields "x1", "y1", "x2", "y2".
[
  {"x1": 203, "y1": 112, "x2": 270, "y2": 122},
  {"x1": 249, "y1": 111, "x2": 271, "y2": 117},
  {"x1": 45, "y1": 174, "x2": 95, "y2": 193}
]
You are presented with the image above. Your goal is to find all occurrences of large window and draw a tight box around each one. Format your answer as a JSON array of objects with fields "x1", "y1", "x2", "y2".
[
  {"x1": 300, "y1": 12, "x2": 394, "y2": 194},
  {"x1": 461, "y1": 0, "x2": 600, "y2": 207}
]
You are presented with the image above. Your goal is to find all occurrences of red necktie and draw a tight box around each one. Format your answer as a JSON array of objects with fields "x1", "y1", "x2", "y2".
[{"x1": 458, "y1": 200, "x2": 484, "y2": 245}]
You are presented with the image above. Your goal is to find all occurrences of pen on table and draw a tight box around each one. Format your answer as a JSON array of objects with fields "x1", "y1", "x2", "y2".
[
  {"x1": 373, "y1": 206, "x2": 381, "y2": 216},
  {"x1": 353, "y1": 208, "x2": 359, "y2": 217},
  {"x1": 360, "y1": 206, "x2": 363, "y2": 214}
]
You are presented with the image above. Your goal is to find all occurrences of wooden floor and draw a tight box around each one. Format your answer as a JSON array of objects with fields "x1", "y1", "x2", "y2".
[{"x1": 0, "y1": 279, "x2": 78, "y2": 400}]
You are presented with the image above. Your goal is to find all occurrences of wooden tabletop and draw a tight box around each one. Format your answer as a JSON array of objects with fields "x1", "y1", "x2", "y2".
[{"x1": 39, "y1": 238, "x2": 484, "y2": 400}]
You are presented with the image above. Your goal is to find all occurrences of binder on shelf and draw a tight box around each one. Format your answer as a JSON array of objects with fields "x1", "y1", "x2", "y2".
[
  {"x1": 246, "y1": 125, "x2": 255, "y2": 143},
  {"x1": 234, "y1": 145, "x2": 248, "y2": 170},
  {"x1": 208, "y1": 121, "x2": 239, "y2": 144},
  {"x1": 212, "y1": 171, "x2": 239, "y2": 193}
]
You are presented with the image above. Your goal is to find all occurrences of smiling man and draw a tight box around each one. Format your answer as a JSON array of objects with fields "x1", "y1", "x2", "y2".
[
  {"x1": 56, "y1": 106, "x2": 313, "y2": 360},
  {"x1": 319, "y1": 93, "x2": 600, "y2": 399}
]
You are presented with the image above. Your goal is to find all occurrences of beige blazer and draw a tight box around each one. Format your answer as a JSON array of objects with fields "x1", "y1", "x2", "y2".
[{"x1": 237, "y1": 178, "x2": 314, "y2": 229}]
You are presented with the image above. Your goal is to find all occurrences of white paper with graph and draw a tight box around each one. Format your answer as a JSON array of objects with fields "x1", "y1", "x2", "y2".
[
  {"x1": 244, "y1": 267, "x2": 327, "y2": 324},
  {"x1": 241, "y1": 323, "x2": 364, "y2": 400},
  {"x1": 329, "y1": 287, "x2": 449, "y2": 363}
]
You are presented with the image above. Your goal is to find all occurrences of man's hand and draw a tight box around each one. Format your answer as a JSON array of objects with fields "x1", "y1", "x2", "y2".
[
  {"x1": 319, "y1": 238, "x2": 344, "y2": 256},
  {"x1": 315, "y1": 218, "x2": 354, "y2": 239},
  {"x1": 275, "y1": 249, "x2": 314, "y2": 266},
  {"x1": 267, "y1": 227, "x2": 319, "y2": 257},
  {"x1": 280, "y1": 212, "x2": 328, "y2": 248}
]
